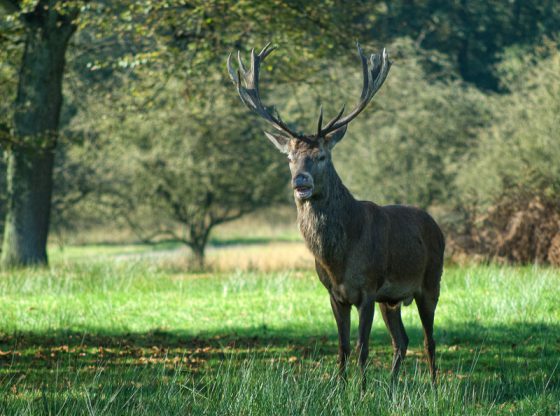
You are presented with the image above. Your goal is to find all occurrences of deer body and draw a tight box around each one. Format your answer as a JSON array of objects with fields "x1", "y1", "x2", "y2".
[
  {"x1": 298, "y1": 186, "x2": 443, "y2": 309},
  {"x1": 291, "y1": 148, "x2": 444, "y2": 387},
  {"x1": 228, "y1": 42, "x2": 444, "y2": 389}
]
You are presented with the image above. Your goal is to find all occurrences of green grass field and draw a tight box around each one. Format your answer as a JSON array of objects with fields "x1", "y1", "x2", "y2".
[{"x1": 0, "y1": 255, "x2": 559, "y2": 415}]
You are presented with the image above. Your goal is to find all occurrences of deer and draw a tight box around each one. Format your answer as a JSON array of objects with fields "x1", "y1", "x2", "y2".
[{"x1": 227, "y1": 43, "x2": 445, "y2": 390}]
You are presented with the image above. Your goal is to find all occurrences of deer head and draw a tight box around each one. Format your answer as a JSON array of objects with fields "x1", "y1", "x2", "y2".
[{"x1": 227, "y1": 43, "x2": 391, "y2": 201}]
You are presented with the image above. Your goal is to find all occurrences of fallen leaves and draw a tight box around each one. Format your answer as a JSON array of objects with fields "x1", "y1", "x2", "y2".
[{"x1": 0, "y1": 349, "x2": 21, "y2": 357}]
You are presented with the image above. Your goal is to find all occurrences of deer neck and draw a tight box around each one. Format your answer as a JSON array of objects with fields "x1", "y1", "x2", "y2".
[{"x1": 296, "y1": 164, "x2": 357, "y2": 265}]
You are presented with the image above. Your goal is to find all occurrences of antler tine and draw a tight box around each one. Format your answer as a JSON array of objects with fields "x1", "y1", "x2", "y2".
[
  {"x1": 227, "y1": 43, "x2": 301, "y2": 138},
  {"x1": 322, "y1": 104, "x2": 345, "y2": 131},
  {"x1": 371, "y1": 48, "x2": 390, "y2": 92},
  {"x1": 317, "y1": 106, "x2": 323, "y2": 137},
  {"x1": 227, "y1": 53, "x2": 239, "y2": 85},
  {"x1": 237, "y1": 50, "x2": 247, "y2": 76},
  {"x1": 259, "y1": 42, "x2": 275, "y2": 59},
  {"x1": 319, "y1": 44, "x2": 391, "y2": 136},
  {"x1": 357, "y1": 43, "x2": 369, "y2": 100}
]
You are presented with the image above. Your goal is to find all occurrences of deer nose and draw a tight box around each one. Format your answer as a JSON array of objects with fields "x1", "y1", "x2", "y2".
[{"x1": 293, "y1": 174, "x2": 312, "y2": 188}]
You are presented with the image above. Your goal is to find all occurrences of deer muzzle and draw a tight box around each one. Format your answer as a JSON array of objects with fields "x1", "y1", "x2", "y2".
[{"x1": 292, "y1": 174, "x2": 314, "y2": 200}]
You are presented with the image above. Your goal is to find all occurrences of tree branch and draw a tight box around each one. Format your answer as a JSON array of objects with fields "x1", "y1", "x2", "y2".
[
  {"x1": 121, "y1": 212, "x2": 181, "y2": 246},
  {"x1": 0, "y1": 0, "x2": 20, "y2": 14}
]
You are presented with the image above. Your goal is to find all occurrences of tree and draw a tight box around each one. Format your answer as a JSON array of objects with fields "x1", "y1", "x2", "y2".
[
  {"x1": 0, "y1": 0, "x2": 79, "y2": 267},
  {"x1": 88, "y1": 79, "x2": 287, "y2": 268},
  {"x1": 0, "y1": 0, "x2": 368, "y2": 267},
  {"x1": 425, "y1": 41, "x2": 560, "y2": 264},
  {"x1": 457, "y1": 42, "x2": 560, "y2": 206},
  {"x1": 0, "y1": 153, "x2": 5, "y2": 242},
  {"x1": 371, "y1": 0, "x2": 560, "y2": 90}
]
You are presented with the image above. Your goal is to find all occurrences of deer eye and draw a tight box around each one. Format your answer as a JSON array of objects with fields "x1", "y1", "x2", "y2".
[{"x1": 318, "y1": 155, "x2": 326, "y2": 162}]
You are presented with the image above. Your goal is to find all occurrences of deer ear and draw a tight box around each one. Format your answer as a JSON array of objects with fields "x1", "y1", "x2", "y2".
[
  {"x1": 264, "y1": 131, "x2": 290, "y2": 154},
  {"x1": 324, "y1": 125, "x2": 348, "y2": 149}
]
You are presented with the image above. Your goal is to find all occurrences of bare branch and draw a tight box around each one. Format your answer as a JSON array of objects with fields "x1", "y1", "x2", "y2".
[{"x1": 121, "y1": 211, "x2": 183, "y2": 246}]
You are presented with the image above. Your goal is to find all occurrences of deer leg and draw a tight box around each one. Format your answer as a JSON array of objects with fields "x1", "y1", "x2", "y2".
[
  {"x1": 330, "y1": 296, "x2": 351, "y2": 381},
  {"x1": 356, "y1": 299, "x2": 375, "y2": 392},
  {"x1": 415, "y1": 294, "x2": 438, "y2": 383},
  {"x1": 379, "y1": 303, "x2": 409, "y2": 382}
]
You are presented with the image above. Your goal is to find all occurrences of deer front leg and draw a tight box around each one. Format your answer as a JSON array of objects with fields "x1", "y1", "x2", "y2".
[
  {"x1": 329, "y1": 295, "x2": 351, "y2": 381},
  {"x1": 356, "y1": 298, "x2": 375, "y2": 392}
]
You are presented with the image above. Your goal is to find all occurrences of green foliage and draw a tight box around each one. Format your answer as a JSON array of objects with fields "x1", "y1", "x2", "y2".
[
  {"x1": 0, "y1": 257, "x2": 559, "y2": 413},
  {"x1": 2, "y1": 1, "x2": 560, "y2": 262},
  {"x1": 373, "y1": 0, "x2": 560, "y2": 90},
  {"x1": 61, "y1": 76, "x2": 288, "y2": 266},
  {"x1": 332, "y1": 39, "x2": 490, "y2": 208},
  {"x1": 42, "y1": 0, "x2": 377, "y2": 264},
  {"x1": 457, "y1": 42, "x2": 560, "y2": 208},
  {"x1": 67, "y1": 0, "x2": 368, "y2": 97}
]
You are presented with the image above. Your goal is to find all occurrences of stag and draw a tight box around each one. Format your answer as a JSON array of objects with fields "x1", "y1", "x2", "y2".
[{"x1": 227, "y1": 43, "x2": 444, "y2": 388}]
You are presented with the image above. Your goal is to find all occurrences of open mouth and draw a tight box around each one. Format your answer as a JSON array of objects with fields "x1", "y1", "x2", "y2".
[{"x1": 294, "y1": 186, "x2": 313, "y2": 200}]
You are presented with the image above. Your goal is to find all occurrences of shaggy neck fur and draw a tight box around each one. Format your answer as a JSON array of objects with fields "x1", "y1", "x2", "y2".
[{"x1": 296, "y1": 163, "x2": 357, "y2": 266}]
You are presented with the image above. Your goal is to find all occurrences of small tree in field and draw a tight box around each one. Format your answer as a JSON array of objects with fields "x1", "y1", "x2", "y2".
[{"x1": 97, "y1": 80, "x2": 287, "y2": 268}]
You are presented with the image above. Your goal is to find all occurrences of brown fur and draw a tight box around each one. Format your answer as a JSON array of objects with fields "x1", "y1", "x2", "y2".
[{"x1": 288, "y1": 138, "x2": 444, "y2": 387}]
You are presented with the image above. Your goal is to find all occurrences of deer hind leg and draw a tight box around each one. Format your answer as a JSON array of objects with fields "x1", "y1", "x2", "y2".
[
  {"x1": 415, "y1": 293, "x2": 438, "y2": 383},
  {"x1": 379, "y1": 302, "x2": 409, "y2": 381},
  {"x1": 330, "y1": 296, "x2": 351, "y2": 381},
  {"x1": 356, "y1": 299, "x2": 375, "y2": 392}
]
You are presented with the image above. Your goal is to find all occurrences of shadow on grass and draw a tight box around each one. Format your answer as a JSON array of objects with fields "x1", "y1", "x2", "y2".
[
  {"x1": 0, "y1": 322, "x2": 559, "y2": 412},
  {"x1": 1, "y1": 321, "x2": 559, "y2": 372}
]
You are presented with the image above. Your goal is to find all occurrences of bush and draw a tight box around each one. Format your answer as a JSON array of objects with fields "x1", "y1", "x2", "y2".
[{"x1": 454, "y1": 41, "x2": 560, "y2": 264}]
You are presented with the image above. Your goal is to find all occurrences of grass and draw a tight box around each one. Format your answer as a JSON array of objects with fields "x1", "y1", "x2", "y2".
[
  {"x1": 48, "y1": 240, "x2": 314, "y2": 272},
  {"x1": 0, "y1": 255, "x2": 559, "y2": 414}
]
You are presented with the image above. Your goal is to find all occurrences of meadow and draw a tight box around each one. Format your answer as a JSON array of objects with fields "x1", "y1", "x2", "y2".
[{"x1": 0, "y1": 242, "x2": 559, "y2": 415}]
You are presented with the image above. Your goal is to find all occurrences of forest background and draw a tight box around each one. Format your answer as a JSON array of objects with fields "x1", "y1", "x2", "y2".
[{"x1": 0, "y1": 0, "x2": 559, "y2": 268}]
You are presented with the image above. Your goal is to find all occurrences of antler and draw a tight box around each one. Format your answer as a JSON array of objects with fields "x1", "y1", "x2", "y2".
[
  {"x1": 318, "y1": 43, "x2": 391, "y2": 137},
  {"x1": 227, "y1": 42, "x2": 391, "y2": 140},
  {"x1": 227, "y1": 43, "x2": 303, "y2": 139}
]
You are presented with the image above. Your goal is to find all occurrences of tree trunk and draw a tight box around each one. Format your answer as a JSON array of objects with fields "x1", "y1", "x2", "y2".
[
  {"x1": 1, "y1": 149, "x2": 54, "y2": 266},
  {"x1": 1, "y1": 5, "x2": 76, "y2": 268},
  {"x1": 188, "y1": 221, "x2": 213, "y2": 270},
  {"x1": 191, "y1": 244, "x2": 206, "y2": 270}
]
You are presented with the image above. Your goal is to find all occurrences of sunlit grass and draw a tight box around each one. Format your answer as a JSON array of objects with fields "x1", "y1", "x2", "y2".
[
  {"x1": 49, "y1": 240, "x2": 314, "y2": 272},
  {"x1": 0, "y1": 257, "x2": 558, "y2": 414}
]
